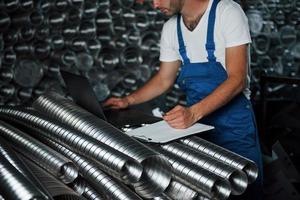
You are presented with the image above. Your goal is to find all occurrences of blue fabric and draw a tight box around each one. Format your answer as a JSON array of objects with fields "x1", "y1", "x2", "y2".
[{"x1": 176, "y1": 0, "x2": 263, "y2": 198}]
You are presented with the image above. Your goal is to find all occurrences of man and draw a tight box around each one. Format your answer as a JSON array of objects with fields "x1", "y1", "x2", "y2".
[{"x1": 104, "y1": 0, "x2": 263, "y2": 199}]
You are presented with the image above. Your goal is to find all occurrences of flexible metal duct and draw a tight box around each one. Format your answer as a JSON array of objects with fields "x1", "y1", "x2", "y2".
[
  {"x1": 41, "y1": 138, "x2": 142, "y2": 200},
  {"x1": 0, "y1": 139, "x2": 48, "y2": 200},
  {"x1": 152, "y1": 193, "x2": 172, "y2": 200},
  {"x1": 81, "y1": 182, "x2": 105, "y2": 200},
  {"x1": 0, "y1": 137, "x2": 52, "y2": 200},
  {"x1": 20, "y1": 156, "x2": 85, "y2": 200},
  {"x1": 161, "y1": 142, "x2": 248, "y2": 195},
  {"x1": 0, "y1": 120, "x2": 78, "y2": 184},
  {"x1": 180, "y1": 137, "x2": 258, "y2": 184},
  {"x1": 164, "y1": 179, "x2": 199, "y2": 200},
  {"x1": 0, "y1": 107, "x2": 142, "y2": 184},
  {"x1": 153, "y1": 146, "x2": 231, "y2": 200},
  {"x1": 32, "y1": 92, "x2": 172, "y2": 198},
  {"x1": 68, "y1": 177, "x2": 86, "y2": 196}
]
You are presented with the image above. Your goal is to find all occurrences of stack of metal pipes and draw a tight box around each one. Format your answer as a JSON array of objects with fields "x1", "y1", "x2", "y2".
[{"x1": 0, "y1": 92, "x2": 258, "y2": 200}]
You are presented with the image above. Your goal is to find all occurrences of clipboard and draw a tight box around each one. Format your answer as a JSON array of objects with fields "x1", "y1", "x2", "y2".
[{"x1": 125, "y1": 120, "x2": 214, "y2": 143}]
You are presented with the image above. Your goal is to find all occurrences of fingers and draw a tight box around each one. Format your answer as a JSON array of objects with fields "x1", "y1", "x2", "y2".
[{"x1": 103, "y1": 98, "x2": 128, "y2": 109}]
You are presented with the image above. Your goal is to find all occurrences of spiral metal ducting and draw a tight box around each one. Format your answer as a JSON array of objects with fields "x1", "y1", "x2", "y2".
[
  {"x1": 0, "y1": 136, "x2": 52, "y2": 200},
  {"x1": 32, "y1": 92, "x2": 172, "y2": 198},
  {"x1": 161, "y1": 142, "x2": 248, "y2": 195},
  {"x1": 42, "y1": 138, "x2": 143, "y2": 200},
  {"x1": 153, "y1": 146, "x2": 231, "y2": 200},
  {"x1": 0, "y1": 107, "x2": 143, "y2": 184},
  {"x1": 81, "y1": 182, "x2": 105, "y2": 200},
  {"x1": 152, "y1": 193, "x2": 173, "y2": 200},
  {"x1": 164, "y1": 179, "x2": 199, "y2": 200},
  {"x1": 68, "y1": 177, "x2": 87, "y2": 196},
  {"x1": 20, "y1": 155, "x2": 85, "y2": 200},
  {"x1": 180, "y1": 137, "x2": 258, "y2": 184},
  {"x1": 0, "y1": 139, "x2": 47, "y2": 200},
  {"x1": 0, "y1": 120, "x2": 78, "y2": 184}
]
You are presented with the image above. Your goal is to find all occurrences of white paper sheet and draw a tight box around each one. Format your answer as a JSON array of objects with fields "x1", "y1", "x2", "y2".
[{"x1": 125, "y1": 120, "x2": 214, "y2": 143}]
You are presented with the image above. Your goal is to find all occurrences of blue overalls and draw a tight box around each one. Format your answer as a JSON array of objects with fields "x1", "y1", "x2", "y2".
[{"x1": 176, "y1": 0, "x2": 263, "y2": 198}]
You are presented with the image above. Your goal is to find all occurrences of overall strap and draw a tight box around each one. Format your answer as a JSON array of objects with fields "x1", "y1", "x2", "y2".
[
  {"x1": 206, "y1": 0, "x2": 219, "y2": 62},
  {"x1": 177, "y1": 14, "x2": 190, "y2": 64}
]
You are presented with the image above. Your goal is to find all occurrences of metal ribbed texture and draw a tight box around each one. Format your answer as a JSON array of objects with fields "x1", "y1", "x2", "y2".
[
  {"x1": 43, "y1": 138, "x2": 142, "y2": 200},
  {"x1": 81, "y1": 182, "x2": 105, "y2": 200},
  {"x1": 161, "y1": 142, "x2": 248, "y2": 195},
  {"x1": 0, "y1": 139, "x2": 47, "y2": 200},
  {"x1": 0, "y1": 136, "x2": 51, "y2": 200},
  {"x1": 153, "y1": 193, "x2": 173, "y2": 200},
  {"x1": 154, "y1": 146, "x2": 231, "y2": 200},
  {"x1": 0, "y1": 107, "x2": 143, "y2": 184},
  {"x1": 164, "y1": 179, "x2": 198, "y2": 200},
  {"x1": 180, "y1": 137, "x2": 258, "y2": 184},
  {"x1": 20, "y1": 155, "x2": 85, "y2": 200},
  {"x1": 69, "y1": 177, "x2": 86, "y2": 196},
  {"x1": 0, "y1": 120, "x2": 78, "y2": 184},
  {"x1": 32, "y1": 92, "x2": 172, "y2": 198}
]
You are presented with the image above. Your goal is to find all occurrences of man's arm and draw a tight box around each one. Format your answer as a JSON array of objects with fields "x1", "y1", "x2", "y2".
[
  {"x1": 163, "y1": 44, "x2": 248, "y2": 128},
  {"x1": 103, "y1": 60, "x2": 181, "y2": 109}
]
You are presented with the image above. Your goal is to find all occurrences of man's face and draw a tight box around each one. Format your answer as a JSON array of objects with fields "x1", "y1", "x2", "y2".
[{"x1": 152, "y1": 0, "x2": 183, "y2": 16}]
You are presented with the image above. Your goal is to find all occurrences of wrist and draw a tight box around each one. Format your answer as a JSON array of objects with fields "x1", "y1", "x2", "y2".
[
  {"x1": 124, "y1": 95, "x2": 135, "y2": 106},
  {"x1": 189, "y1": 104, "x2": 204, "y2": 121}
]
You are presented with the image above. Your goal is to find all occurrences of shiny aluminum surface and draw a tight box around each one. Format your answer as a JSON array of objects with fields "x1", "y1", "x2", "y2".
[
  {"x1": 33, "y1": 92, "x2": 172, "y2": 198},
  {"x1": 0, "y1": 137, "x2": 52, "y2": 199},
  {"x1": 154, "y1": 146, "x2": 231, "y2": 200},
  {"x1": 0, "y1": 137, "x2": 51, "y2": 200},
  {"x1": 164, "y1": 179, "x2": 199, "y2": 200},
  {"x1": 0, "y1": 120, "x2": 78, "y2": 184},
  {"x1": 43, "y1": 138, "x2": 142, "y2": 200},
  {"x1": 0, "y1": 107, "x2": 143, "y2": 184},
  {"x1": 21, "y1": 155, "x2": 84, "y2": 200},
  {"x1": 0, "y1": 139, "x2": 47, "y2": 200},
  {"x1": 82, "y1": 182, "x2": 105, "y2": 200},
  {"x1": 162, "y1": 142, "x2": 248, "y2": 195},
  {"x1": 180, "y1": 137, "x2": 258, "y2": 184},
  {"x1": 153, "y1": 193, "x2": 173, "y2": 200}
]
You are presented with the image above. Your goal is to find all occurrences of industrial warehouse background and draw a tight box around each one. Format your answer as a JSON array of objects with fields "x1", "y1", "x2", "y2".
[{"x1": 0, "y1": 0, "x2": 299, "y2": 199}]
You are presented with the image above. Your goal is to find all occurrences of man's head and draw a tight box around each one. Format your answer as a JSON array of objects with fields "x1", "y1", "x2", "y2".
[{"x1": 137, "y1": 0, "x2": 184, "y2": 16}]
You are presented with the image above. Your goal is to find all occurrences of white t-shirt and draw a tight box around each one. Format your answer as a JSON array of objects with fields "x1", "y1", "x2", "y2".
[{"x1": 159, "y1": 0, "x2": 252, "y2": 99}]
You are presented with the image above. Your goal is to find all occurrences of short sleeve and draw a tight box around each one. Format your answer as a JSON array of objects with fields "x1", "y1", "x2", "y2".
[
  {"x1": 221, "y1": 4, "x2": 252, "y2": 48},
  {"x1": 159, "y1": 20, "x2": 181, "y2": 62}
]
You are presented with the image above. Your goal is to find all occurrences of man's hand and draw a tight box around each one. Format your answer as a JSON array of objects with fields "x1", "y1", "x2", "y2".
[
  {"x1": 163, "y1": 105, "x2": 201, "y2": 129},
  {"x1": 103, "y1": 97, "x2": 130, "y2": 109}
]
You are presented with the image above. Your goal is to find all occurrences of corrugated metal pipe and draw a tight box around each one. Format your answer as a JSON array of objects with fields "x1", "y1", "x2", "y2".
[
  {"x1": 0, "y1": 120, "x2": 78, "y2": 184},
  {"x1": 32, "y1": 92, "x2": 172, "y2": 198},
  {"x1": 180, "y1": 137, "x2": 258, "y2": 184},
  {"x1": 0, "y1": 107, "x2": 143, "y2": 185},
  {"x1": 161, "y1": 142, "x2": 248, "y2": 195},
  {"x1": 0, "y1": 138, "x2": 47, "y2": 200}
]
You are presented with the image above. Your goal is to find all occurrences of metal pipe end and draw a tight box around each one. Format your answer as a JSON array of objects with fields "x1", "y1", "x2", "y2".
[
  {"x1": 59, "y1": 162, "x2": 79, "y2": 184},
  {"x1": 133, "y1": 156, "x2": 172, "y2": 199},
  {"x1": 211, "y1": 179, "x2": 231, "y2": 200},
  {"x1": 243, "y1": 161, "x2": 258, "y2": 184},
  {"x1": 228, "y1": 170, "x2": 248, "y2": 195},
  {"x1": 121, "y1": 159, "x2": 143, "y2": 183}
]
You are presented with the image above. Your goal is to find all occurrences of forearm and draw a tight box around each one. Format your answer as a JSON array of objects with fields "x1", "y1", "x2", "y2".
[
  {"x1": 125, "y1": 73, "x2": 173, "y2": 106},
  {"x1": 190, "y1": 76, "x2": 246, "y2": 120}
]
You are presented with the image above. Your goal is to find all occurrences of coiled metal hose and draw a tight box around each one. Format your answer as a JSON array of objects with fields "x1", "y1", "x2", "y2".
[
  {"x1": 33, "y1": 92, "x2": 172, "y2": 198},
  {"x1": 0, "y1": 107, "x2": 143, "y2": 184},
  {"x1": 0, "y1": 137, "x2": 51, "y2": 200},
  {"x1": 0, "y1": 120, "x2": 78, "y2": 184},
  {"x1": 164, "y1": 179, "x2": 199, "y2": 200},
  {"x1": 154, "y1": 146, "x2": 231, "y2": 200},
  {"x1": 180, "y1": 137, "x2": 258, "y2": 183},
  {"x1": 0, "y1": 139, "x2": 47, "y2": 200},
  {"x1": 43, "y1": 138, "x2": 142, "y2": 200},
  {"x1": 20, "y1": 155, "x2": 84, "y2": 200},
  {"x1": 161, "y1": 142, "x2": 248, "y2": 195}
]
